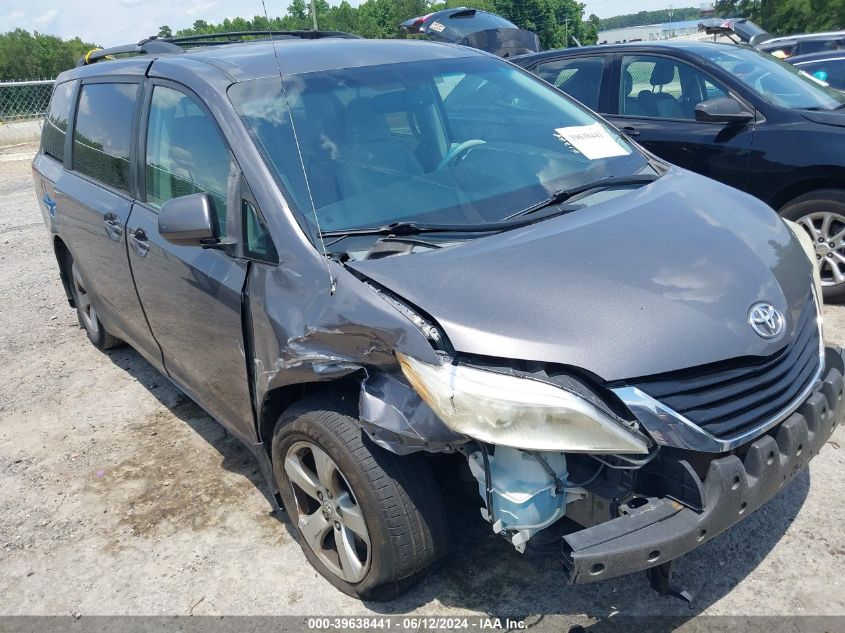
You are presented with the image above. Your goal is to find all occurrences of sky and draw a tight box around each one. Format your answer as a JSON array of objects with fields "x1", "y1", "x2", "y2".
[{"x1": 2, "y1": 0, "x2": 691, "y2": 46}]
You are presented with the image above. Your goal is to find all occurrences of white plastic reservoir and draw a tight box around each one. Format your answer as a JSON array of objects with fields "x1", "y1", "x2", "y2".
[{"x1": 468, "y1": 446, "x2": 568, "y2": 532}]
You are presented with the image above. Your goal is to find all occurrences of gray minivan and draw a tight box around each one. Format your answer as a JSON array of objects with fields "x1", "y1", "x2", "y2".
[{"x1": 32, "y1": 32, "x2": 844, "y2": 600}]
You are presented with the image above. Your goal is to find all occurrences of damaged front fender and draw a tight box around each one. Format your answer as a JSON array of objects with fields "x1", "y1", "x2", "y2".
[
  {"x1": 246, "y1": 259, "x2": 448, "y2": 449},
  {"x1": 359, "y1": 370, "x2": 468, "y2": 454}
]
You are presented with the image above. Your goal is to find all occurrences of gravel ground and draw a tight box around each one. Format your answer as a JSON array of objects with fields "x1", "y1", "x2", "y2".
[{"x1": 1, "y1": 145, "x2": 844, "y2": 626}]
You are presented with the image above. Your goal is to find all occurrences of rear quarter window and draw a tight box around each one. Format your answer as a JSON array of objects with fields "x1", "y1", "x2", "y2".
[
  {"x1": 41, "y1": 81, "x2": 75, "y2": 162},
  {"x1": 72, "y1": 82, "x2": 138, "y2": 193}
]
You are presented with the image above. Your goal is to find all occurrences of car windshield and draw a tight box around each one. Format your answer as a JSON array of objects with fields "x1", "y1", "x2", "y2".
[
  {"x1": 229, "y1": 55, "x2": 650, "y2": 236},
  {"x1": 700, "y1": 45, "x2": 845, "y2": 110}
]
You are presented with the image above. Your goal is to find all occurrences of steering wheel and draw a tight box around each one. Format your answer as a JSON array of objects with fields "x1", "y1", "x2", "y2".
[
  {"x1": 436, "y1": 139, "x2": 486, "y2": 170},
  {"x1": 754, "y1": 72, "x2": 774, "y2": 93}
]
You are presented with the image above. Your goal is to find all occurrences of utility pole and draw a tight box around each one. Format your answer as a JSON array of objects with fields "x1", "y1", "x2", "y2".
[
  {"x1": 310, "y1": 0, "x2": 318, "y2": 31},
  {"x1": 564, "y1": 17, "x2": 569, "y2": 47},
  {"x1": 668, "y1": 4, "x2": 674, "y2": 39}
]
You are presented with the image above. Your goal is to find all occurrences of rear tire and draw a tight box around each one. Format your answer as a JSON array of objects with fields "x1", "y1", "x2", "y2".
[
  {"x1": 271, "y1": 393, "x2": 448, "y2": 601},
  {"x1": 781, "y1": 189, "x2": 845, "y2": 303},
  {"x1": 63, "y1": 250, "x2": 122, "y2": 350}
]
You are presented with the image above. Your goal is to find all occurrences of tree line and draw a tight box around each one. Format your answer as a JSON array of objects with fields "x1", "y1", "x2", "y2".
[
  {"x1": 715, "y1": 0, "x2": 844, "y2": 35},
  {"x1": 5, "y1": 0, "x2": 842, "y2": 81},
  {"x1": 161, "y1": 0, "x2": 598, "y2": 52},
  {"x1": 591, "y1": 7, "x2": 703, "y2": 31},
  {"x1": 0, "y1": 29, "x2": 98, "y2": 81}
]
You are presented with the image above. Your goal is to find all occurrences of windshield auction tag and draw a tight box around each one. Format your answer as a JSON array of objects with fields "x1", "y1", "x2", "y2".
[{"x1": 554, "y1": 123, "x2": 628, "y2": 160}]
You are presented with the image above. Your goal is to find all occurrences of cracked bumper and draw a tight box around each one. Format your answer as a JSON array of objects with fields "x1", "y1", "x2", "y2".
[{"x1": 563, "y1": 347, "x2": 845, "y2": 585}]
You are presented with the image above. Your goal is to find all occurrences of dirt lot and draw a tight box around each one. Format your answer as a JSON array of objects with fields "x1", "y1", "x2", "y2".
[{"x1": 1, "y1": 145, "x2": 844, "y2": 625}]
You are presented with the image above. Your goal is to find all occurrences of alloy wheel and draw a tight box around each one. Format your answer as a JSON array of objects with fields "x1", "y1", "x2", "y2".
[
  {"x1": 71, "y1": 262, "x2": 99, "y2": 334},
  {"x1": 284, "y1": 441, "x2": 371, "y2": 583},
  {"x1": 798, "y1": 212, "x2": 845, "y2": 286}
]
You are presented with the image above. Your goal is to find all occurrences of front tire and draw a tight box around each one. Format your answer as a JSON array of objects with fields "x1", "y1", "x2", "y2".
[
  {"x1": 781, "y1": 188, "x2": 845, "y2": 303},
  {"x1": 271, "y1": 394, "x2": 447, "y2": 601},
  {"x1": 64, "y1": 251, "x2": 121, "y2": 350}
]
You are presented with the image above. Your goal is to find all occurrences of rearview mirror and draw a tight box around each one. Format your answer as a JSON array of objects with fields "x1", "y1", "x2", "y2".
[
  {"x1": 694, "y1": 98, "x2": 754, "y2": 125},
  {"x1": 158, "y1": 193, "x2": 217, "y2": 247}
]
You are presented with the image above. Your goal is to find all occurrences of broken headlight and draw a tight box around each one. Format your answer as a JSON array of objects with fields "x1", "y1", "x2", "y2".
[{"x1": 396, "y1": 353, "x2": 648, "y2": 454}]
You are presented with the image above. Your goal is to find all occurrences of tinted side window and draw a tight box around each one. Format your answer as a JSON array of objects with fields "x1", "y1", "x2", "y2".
[
  {"x1": 72, "y1": 83, "x2": 138, "y2": 192},
  {"x1": 42, "y1": 81, "x2": 74, "y2": 162},
  {"x1": 620, "y1": 55, "x2": 728, "y2": 120},
  {"x1": 145, "y1": 86, "x2": 232, "y2": 237},
  {"x1": 532, "y1": 56, "x2": 604, "y2": 111}
]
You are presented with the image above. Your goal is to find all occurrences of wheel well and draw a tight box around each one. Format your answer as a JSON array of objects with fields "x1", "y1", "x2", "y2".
[
  {"x1": 772, "y1": 177, "x2": 845, "y2": 212},
  {"x1": 53, "y1": 236, "x2": 75, "y2": 307},
  {"x1": 257, "y1": 377, "x2": 361, "y2": 454}
]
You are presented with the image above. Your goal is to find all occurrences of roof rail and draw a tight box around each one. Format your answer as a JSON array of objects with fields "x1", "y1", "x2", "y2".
[
  {"x1": 77, "y1": 39, "x2": 182, "y2": 66},
  {"x1": 76, "y1": 31, "x2": 361, "y2": 66},
  {"x1": 160, "y1": 30, "x2": 361, "y2": 47}
]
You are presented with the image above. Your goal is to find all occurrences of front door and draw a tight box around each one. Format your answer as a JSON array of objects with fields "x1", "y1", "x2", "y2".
[
  {"x1": 126, "y1": 81, "x2": 255, "y2": 443},
  {"x1": 607, "y1": 53, "x2": 756, "y2": 193}
]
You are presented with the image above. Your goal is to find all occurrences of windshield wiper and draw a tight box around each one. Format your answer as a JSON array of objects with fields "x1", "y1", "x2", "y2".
[
  {"x1": 505, "y1": 174, "x2": 659, "y2": 220},
  {"x1": 320, "y1": 206, "x2": 583, "y2": 241}
]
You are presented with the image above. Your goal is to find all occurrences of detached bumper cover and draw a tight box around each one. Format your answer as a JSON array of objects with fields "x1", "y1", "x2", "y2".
[{"x1": 563, "y1": 347, "x2": 845, "y2": 584}]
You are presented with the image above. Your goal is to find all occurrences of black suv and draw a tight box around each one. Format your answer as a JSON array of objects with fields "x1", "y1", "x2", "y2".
[
  {"x1": 32, "y1": 32, "x2": 843, "y2": 600},
  {"x1": 514, "y1": 41, "x2": 845, "y2": 300}
]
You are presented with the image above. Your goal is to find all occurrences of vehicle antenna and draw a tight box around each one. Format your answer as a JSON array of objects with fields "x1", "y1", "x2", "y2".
[{"x1": 260, "y1": 0, "x2": 336, "y2": 295}]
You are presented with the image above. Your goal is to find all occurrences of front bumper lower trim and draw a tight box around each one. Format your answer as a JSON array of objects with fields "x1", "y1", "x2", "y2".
[{"x1": 563, "y1": 347, "x2": 844, "y2": 585}]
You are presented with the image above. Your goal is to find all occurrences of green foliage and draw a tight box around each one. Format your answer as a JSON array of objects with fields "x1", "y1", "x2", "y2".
[
  {"x1": 1, "y1": 0, "x2": 605, "y2": 80},
  {"x1": 0, "y1": 29, "x2": 99, "y2": 81},
  {"x1": 593, "y1": 7, "x2": 703, "y2": 31},
  {"x1": 715, "y1": 0, "x2": 844, "y2": 35},
  {"x1": 164, "y1": 0, "x2": 597, "y2": 50}
]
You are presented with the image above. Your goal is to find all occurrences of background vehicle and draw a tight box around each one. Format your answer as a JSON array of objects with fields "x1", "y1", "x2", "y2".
[
  {"x1": 757, "y1": 30, "x2": 845, "y2": 59},
  {"x1": 514, "y1": 40, "x2": 845, "y2": 301},
  {"x1": 32, "y1": 32, "x2": 843, "y2": 601},
  {"x1": 399, "y1": 6, "x2": 539, "y2": 57},
  {"x1": 699, "y1": 17, "x2": 771, "y2": 45},
  {"x1": 790, "y1": 51, "x2": 845, "y2": 91}
]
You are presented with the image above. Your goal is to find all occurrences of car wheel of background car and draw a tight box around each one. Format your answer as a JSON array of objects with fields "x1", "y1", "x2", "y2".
[
  {"x1": 64, "y1": 251, "x2": 122, "y2": 350},
  {"x1": 781, "y1": 189, "x2": 845, "y2": 303},
  {"x1": 271, "y1": 394, "x2": 448, "y2": 601}
]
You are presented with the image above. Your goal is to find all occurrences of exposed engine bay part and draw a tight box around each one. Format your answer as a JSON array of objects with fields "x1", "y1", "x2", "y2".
[{"x1": 465, "y1": 446, "x2": 585, "y2": 552}]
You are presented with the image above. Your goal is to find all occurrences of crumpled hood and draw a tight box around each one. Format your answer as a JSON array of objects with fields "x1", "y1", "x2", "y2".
[{"x1": 349, "y1": 168, "x2": 815, "y2": 381}]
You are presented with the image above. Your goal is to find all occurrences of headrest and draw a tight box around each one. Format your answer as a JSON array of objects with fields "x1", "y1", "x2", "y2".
[
  {"x1": 373, "y1": 88, "x2": 434, "y2": 113},
  {"x1": 343, "y1": 97, "x2": 391, "y2": 142},
  {"x1": 650, "y1": 61, "x2": 676, "y2": 86}
]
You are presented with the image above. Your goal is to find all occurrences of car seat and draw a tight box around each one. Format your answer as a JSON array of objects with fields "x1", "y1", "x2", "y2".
[
  {"x1": 649, "y1": 61, "x2": 684, "y2": 119},
  {"x1": 337, "y1": 96, "x2": 424, "y2": 199}
]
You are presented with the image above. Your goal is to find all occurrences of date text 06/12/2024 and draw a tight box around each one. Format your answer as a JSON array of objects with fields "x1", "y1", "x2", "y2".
[{"x1": 306, "y1": 617, "x2": 528, "y2": 630}]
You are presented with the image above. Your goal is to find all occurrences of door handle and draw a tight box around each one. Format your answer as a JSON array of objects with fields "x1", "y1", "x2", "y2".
[
  {"x1": 621, "y1": 126, "x2": 640, "y2": 137},
  {"x1": 103, "y1": 213, "x2": 123, "y2": 242},
  {"x1": 128, "y1": 228, "x2": 150, "y2": 257}
]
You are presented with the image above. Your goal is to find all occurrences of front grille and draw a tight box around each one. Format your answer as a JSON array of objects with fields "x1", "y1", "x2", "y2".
[{"x1": 631, "y1": 297, "x2": 821, "y2": 440}]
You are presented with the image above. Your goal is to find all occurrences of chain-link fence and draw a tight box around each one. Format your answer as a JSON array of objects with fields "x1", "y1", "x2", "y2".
[{"x1": 0, "y1": 80, "x2": 55, "y2": 148}]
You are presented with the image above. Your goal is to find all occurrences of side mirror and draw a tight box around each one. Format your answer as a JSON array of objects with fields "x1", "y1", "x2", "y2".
[
  {"x1": 158, "y1": 193, "x2": 217, "y2": 247},
  {"x1": 694, "y1": 98, "x2": 754, "y2": 125}
]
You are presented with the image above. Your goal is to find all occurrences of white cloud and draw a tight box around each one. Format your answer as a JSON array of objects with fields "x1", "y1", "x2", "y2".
[
  {"x1": 34, "y1": 8, "x2": 58, "y2": 24},
  {"x1": 8, "y1": 10, "x2": 26, "y2": 21}
]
